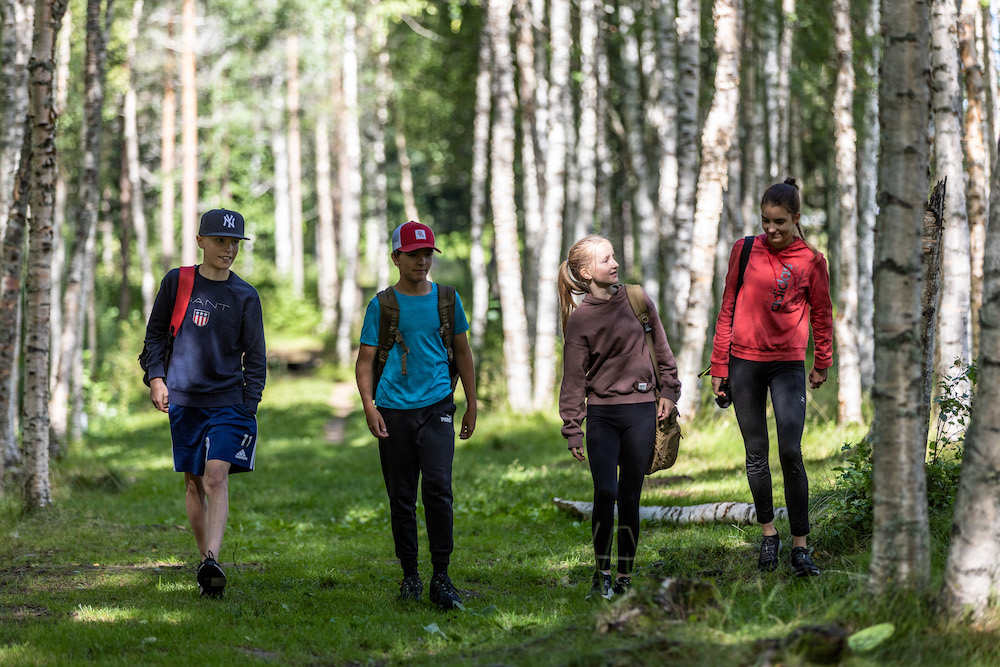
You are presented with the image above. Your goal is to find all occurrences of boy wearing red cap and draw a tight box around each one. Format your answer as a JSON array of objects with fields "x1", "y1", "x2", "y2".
[
  {"x1": 140, "y1": 208, "x2": 266, "y2": 597},
  {"x1": 355, "y1": 221, "x2": 478, "y2": 610}
]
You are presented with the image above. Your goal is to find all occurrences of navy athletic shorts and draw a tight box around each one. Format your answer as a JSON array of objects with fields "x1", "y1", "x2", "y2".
[{"x1": 168, "y1": 404, "x2": 258, "y2": 475}]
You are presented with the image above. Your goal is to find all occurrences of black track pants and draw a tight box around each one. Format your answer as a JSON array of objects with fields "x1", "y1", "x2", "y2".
[
  {"x1": 585, "y1": 402, "x2": 655, "y2": 574},
  {"x1": 729, "y1": 356, "x2": 810, "y2": 536},
  {"x1": 378, "y1": 396, "x2": 457, "y2": 574}
]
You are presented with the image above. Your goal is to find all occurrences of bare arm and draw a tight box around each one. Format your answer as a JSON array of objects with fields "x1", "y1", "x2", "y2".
[
  {"x1": 452, "y1": 332, "x2": 477, "y2": 439},
  {"x1": 355, "y1": 343, "x2": 388, "y2": 439}
]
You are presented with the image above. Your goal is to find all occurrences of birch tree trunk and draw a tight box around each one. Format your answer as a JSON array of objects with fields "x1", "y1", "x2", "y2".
[
  {"x1": 573, "y1": 0, "x2": 601, "y2": 243},
  {"x1": 180, "y1": 0, "x2": 197, "y2": 266},
  {"x1": 335, "y1": 13, "x2": 363, "y2": 364},
  {"x1": 932, "y1": 0, "x2": 972, "y2": 401},
  {"x1": 315, "y1": 114, "x2": 338, "y2": 331},
  {"x1": 286, "y1": 34, "x2": 305, "y2": 297},
  {"x1": 272, "y1": 115, "x2": 292, "y2": 278},
  {"x1": 369, "y1": 20, "x2": 390, "y2": 291},
  {"x1": 48, "y1": 6, "x2": 68, "y2": 399},
  {"x1": 833, "y1": 0, "x2": 863, "y2": 424},
  {"x1": 960, "y1": 0, "x2": 989, "y2": 358},
  {"x1": 654, "y1": 0, "x2": 678, "y2": 302},
  {"x1": 159, "y1": 10, "x2": 176, "y2": 271},
  {"x1": 858, "y1": 0, "x2": 879, "y2": 390},
  {"x1": 981, "y1": 6, "x2": 998, "y2": 174},
  {"x1": 554, "y1": 497, "x2": 788, "y2": 525},
  {"x1": 1, "y1": 0, "x2": 33, "y2": 241},
  {"x1": 762, "y1": 0, "x2": 779, "y2": 180},
  {"x1": 776, "y1": 0, "x2": 794, "y2": 176},
  {"x1": 868, "y1": 0, "x2": 931, "y2": 595},
  {"x1": 676, "y1": 0, "x2": 741, "y2": 419},
  {"x1": 937, "y1": 140, "x2": 1000, "y2": 619},
  {"x1": 24, "y1": 0, "x2": 68, "y2": 510},
  {"x1": 533, "y1": 0, "x2": 570, "y2": 408},
  {"x1": 488, "y1": 0, "x2": 533, "y2": 411},
  {"x1": 124, "y1": 0, "x2": 153, "y2": 321},
  {"x1": 469, "y1": 23, "x2": 492, "y2": 348},
  {"x1": 51, "y1": 0, "x2": 110, "y2": 454},
  {"x1": 392, "y1": 109, "x2": 419, "y2": 223},
  {"x1": 668, "y1": 0, "x2": 702, "y2": 335},
  {"x1": 921, "y1": 182, "x2": 946, "y2": 447}
]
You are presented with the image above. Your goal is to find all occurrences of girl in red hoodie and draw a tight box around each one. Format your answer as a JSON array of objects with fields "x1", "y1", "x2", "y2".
[
  {"x1": 558, "y1": 235, "x2": 681, "y2": 600},
  {"x1": 710, "y1": 178, "x2": 833, "y2": 577}
]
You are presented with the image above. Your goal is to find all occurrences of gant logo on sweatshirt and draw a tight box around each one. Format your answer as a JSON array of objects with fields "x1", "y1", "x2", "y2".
[{"x1": 192, "y1": 309, "x2": 211, "y2": 326}]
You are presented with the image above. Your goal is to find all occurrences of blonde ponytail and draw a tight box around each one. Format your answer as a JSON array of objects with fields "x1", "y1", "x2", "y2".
[{"x1": 559, "y1": 235, "x2": 608, "y2": 334}]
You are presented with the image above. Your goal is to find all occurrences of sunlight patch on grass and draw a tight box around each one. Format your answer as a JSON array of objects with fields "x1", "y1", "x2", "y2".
[
  {"x1": 502, "y1": 459, "x2": 542, "y2": 483},
  {"x1": 73, "y1": 604, "x2": 140, "y2": 623}
]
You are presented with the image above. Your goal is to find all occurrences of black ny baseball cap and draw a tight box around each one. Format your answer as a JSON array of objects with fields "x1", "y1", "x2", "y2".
[{"x1": 198, "y1": 208, "x2": 249, "y2": 240}]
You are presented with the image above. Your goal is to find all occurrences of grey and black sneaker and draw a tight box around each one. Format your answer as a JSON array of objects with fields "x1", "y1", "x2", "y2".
[
  {"x1": 790, "y1": 546, "x2": 821, "y2": 577},
  {"x1": 429, "y1": 573, "x2": 463, "y2": 610},
  {"x1": 197, "y1": 553, "x2": 227, "y2": 597},
  {"x1": 398, "y1": 574, "x2": 423, "y2": 602},
  {"x1": 758, "y1": 534, "x2": 782, "y2": 572},
  {"x1": 585, "y1": 570, "x2": 614, "y2": 601},
  {"x1": 612, "y1": 575, "x2": 632, "y2": 596}
]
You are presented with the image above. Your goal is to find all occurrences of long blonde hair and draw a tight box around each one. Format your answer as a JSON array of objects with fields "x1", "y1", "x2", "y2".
[{"x1": 558, "y1": 235, "x2": 609, "y2": 334}]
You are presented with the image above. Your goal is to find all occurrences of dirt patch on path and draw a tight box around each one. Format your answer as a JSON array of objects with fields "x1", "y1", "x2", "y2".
[{"x1": 324, "y1": 381, "x2": 358, "y2": 444}]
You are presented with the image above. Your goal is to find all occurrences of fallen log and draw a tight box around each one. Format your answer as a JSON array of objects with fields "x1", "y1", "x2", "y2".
[{"x1": 553, "y1": 497, "x2": 787, "y2": 525}]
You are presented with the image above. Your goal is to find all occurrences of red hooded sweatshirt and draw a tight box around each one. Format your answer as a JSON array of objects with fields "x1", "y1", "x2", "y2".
[{"x1": 710, "y1": 234, "x2": 833, "y2": 378}]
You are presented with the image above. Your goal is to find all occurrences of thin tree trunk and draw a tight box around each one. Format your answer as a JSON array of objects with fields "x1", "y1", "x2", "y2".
[
  {"x1": 180, "y1": 0, "x2": 197, "y2": 266},
  {"x1": 392, "y1": 114, "x2": 419, "y2": 223},
  {"x1": 833, "y1": 0, "x2": 863, "y2": 424},
  {"x1": 960, "y1": 0, "x2": 989, "y2": 358},
  {"x1": 676, "y1": 0, "x2": 741, "y2": 419},
  {"x1": 48, "y1": 2, "x2": 69, "y2": 400},
  {"x1": 469, "y1": 23, "x2": 492, "y2": 348},
  {"x1": 335, "y1": 13, "x2": 363, "y2": 364},
  {"x1": 858, "y1": 0, "x2": 879, "y2": 390},
  {"x1": 488, "y1": 0, "x2": 533, "y2": 411},
  {"x1": 24, "y1": 0, "x2": 68, "y2": 510},
  {"x1": 868, "y1": 0, "x2": 931, "y2": 596},
  {"x1": 0, "y1": 0, "x2": 33, "y2": 241},
  {"x1": 937, "y1": 137, "x2": 1000, "y2": 619},
  {"x1": 762, "y1": 0, "x2": 779, "y2": 180},
  {"x1": 921, "y1": 181, "x2": 946, "y2": 449},
  {"x1": 159, "y1": 8, "x2": 176, "y2": 271},
  {"x1": 124, "y1": 0, "x2": 152, "y2": 321},
  {"x1": 369, "y1": 18, "x2": 390, "y2": 291},
  {"x1": 315, "y1": 114, "x2": 338, "y2": 331},
  {"x1": 654, "y1": 0, "x2": 678, "y2": 307},
  {"x1": 554, "y1": 497, "x2": 788, "y2": 525},
  {"x1": 574, "y1": 0, "x2": 601, "y2": 242},
  {"x1": 533, "y1": 0, "x2": 570, "y2": 408},
  {"x1": 286, "y1": 34, "x2": 304, "y2": 297},
  {"x1": 776, "y1": 0, "x2": 794, "y2": 176},
  {"x1": 981, "y1": 5, "x2": 998, "y2": 175},
  {"x1": 119, "y1": 131, "x2": 133, "y2": 319},
  {"x1": 272, "y1": 120, "x2": 291, "y2": 278},
  {"x1": 669, "y1": 0, "x2": 702, "y2": 333},
  {"x1": 932, "y1": 0, "x2": 972, "y2": 403}
]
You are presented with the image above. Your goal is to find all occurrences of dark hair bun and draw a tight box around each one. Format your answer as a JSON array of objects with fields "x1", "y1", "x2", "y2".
[{"x1": 783, "y1": 177, "x2": 798, "y2": 189}]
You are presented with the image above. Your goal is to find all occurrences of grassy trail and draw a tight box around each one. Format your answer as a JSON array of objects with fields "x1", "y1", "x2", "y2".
[{"x1": 0, "y1": 373, "x2": 996, "y2": 665}]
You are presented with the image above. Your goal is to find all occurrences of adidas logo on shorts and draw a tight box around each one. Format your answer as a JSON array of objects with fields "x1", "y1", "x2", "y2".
[{"x1": 235, "y1": 449, "x2": 248, "y2": 462}]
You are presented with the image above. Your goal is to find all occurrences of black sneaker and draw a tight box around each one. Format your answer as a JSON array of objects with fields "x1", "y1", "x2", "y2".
[
  {"x1": 398, "y1": 574, "x2": 423, "y2": 602},
  {"x1": 585, "y1": 570, "x2": 614, "y2": 601},
  {"x1": 429, "y1": 573, "x2": 463, "y2": 610},
  {"x1": 612, "y1": 575, "x2": 632, "y2": 596},
  {"x1": 758, "y1": 534, "x2": 782, "y2": 572},
  {"x1": 790, "y1": 546, "x2": 821, "y2": 577},
  {"x1": 197, "y1": 554, "x2": 226, "y2": 597}
]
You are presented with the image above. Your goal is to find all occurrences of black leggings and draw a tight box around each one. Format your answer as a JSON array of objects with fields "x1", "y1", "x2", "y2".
[
  {"x1": 729, "y1": 356, "x2": 810, "y2": 536},
  {"x1": 585, "y1": 402, "x2": 655, "y2": 574}
]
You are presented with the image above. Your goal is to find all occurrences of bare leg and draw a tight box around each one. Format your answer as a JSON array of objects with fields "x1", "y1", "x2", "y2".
[
  {"x1": 201, "y1": 459, "x2": 232, "y2": 559},
  {"x1": 184, "y1": 473, "x2": 208, "y2": 557}
]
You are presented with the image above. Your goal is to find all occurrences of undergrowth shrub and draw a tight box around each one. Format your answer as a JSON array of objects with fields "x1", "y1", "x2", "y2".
[{"x1": 815, "y1": 361, "x2": 975, "y2": 551}]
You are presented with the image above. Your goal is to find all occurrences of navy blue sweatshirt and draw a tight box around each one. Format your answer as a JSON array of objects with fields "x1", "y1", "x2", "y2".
[{"x1": 142, "y1": 267, "x2": 266, "y2": 412}]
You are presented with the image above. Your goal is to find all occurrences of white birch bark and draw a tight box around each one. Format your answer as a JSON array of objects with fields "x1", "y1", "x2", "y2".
[
  {"x1": 833, "y1": 0, "x2": 863, "y2": 424},
  {"x1": 533, "y1": 0, "x2": 570, "y2": 408},
  {"x1": 654, "y1": 0, "x2": 678, "y2": 300},
  {"x1": 488, "y1": 0, "x2": 533, "y2": 411},
  {"x1": 619, "y1": 4, "x2": 660, "y2": 305},
  {"x1": 335, "y1": 13, "x2": 363, "y2": 365},
  {"x1": 125, "y1": 0, "x2": 153, "y2": 321},
  {"x1": 0, "y1": 0, "x2": 33, "y2": 241},
  {"x1": 180, "y1": 0, "x2": 197, "y2": 266},
  {"x1": 669, "y1": 0, "x2": 702, "y2": 330},
  {"x1": 776, "y1": 0, "x2": 794, "y2": 176},
  {"x1": 159, "y1": 11, "x2": 176, "y2": 270},
  {"x1": 24, "y1": 0, "x2": 68, "y2": 510},
  {"x1": 762, "y1": 0, "x2": 780, "y2": 180},
  {"x1": 981, "y1": 6, "x2": 998, "y2": 174},
  {"x1": 938, "y1": 133, "x2": 1000, "y2": 619},
  {"x1": 393, "y1": 120, "x2": 419, "y2": 223},
  {"x1": 271, "y1": 124, "x2": 291, "y2": 277},
  {"x1": 469, "y1": 24, "x2": 491, "y2": 348},
  {"x1": 676, "y1": 0, "x2": 741, "y2": 419},
  {"x1": 286, "y1": 34, "x2": 305, "y2": 297},
  {"x1": 868, "y1": 0, "x2": 931, "y2": 595},
  {"x1": 370, "y1": 21, "x2": 390, "y2": 291},
  {"x1": 574, "y1": 0, "x2": 601, "y2": 242},
  {"x1": 48, "y1": 3, "x2": 69, "y2": 399},
  {"x1": 315, "y1": 114, "x2": 338, "y2": 332},
  {"x1": 554, "y1": 497, "x2": 787, "y2": 525},
  {"x1": 960, "y1": 0, "x2": 989, "y2": 358},
  {"x1": 858, "y1": 0, "x2": 879, "y2": 390},
  {"x1": 932, "y1": 0, "x2": 972, "y2": 399}
]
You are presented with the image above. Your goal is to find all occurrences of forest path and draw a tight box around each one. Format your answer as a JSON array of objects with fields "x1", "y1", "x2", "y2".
[{"x1": 323, "y1": 378, "x2": 358, "y2": 444}]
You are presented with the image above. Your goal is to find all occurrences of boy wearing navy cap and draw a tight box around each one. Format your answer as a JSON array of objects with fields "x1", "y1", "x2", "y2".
[
  {"x1": 355, "y1": 221, "x2": 478, "y2": 609},
  {"x1": 140, "y1": 208, "x2": 266, "y2": 597}
]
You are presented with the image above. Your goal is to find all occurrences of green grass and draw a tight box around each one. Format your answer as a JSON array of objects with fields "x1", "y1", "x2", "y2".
[{"x1": 0, "y1": 373, "x2": 997, "y2": 665}]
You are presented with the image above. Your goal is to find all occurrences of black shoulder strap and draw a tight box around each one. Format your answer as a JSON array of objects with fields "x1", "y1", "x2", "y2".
[
  {"x1": 735, "y1": 235, "x2": 754, "y2": 297},
  {"x1": 373, "y1": 287, "x2": 406, "y2": 391}
]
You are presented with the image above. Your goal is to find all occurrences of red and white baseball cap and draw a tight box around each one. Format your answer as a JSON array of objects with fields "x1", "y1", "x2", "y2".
[{"x1": 392, "y1": 221, "x2": 440, "y2": 253}]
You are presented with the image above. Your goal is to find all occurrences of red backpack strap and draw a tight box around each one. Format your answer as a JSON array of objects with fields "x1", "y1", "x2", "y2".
[{"x1": 169, "y1": 266, "x2": 196, "y2": 336}]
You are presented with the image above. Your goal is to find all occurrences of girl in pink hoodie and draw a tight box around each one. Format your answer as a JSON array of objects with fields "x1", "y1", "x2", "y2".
[{"x1": 710, "y1": 178, "x2": 833, "y2": 577}]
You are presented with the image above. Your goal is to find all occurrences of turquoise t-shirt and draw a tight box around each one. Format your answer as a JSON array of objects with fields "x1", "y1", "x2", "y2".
[{"x1": 360, "y1": 283, "x2": 470, "y2": 409}]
